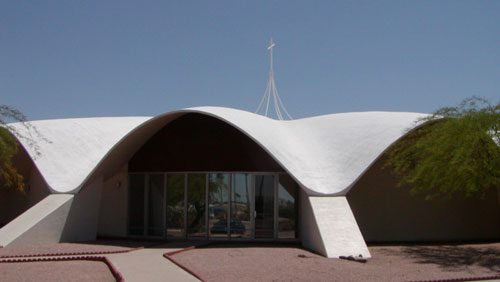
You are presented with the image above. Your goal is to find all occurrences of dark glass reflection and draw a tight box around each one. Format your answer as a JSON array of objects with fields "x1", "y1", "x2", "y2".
[
  {"x1": 231, "y1": 174, "x2": 251, "y2": 238},
  {"x1": 208, "y1": 173, "x2": 229, "y2": 238},
  {"x1": 130, "y1": 171, "x2": 295, "y2": 240},
  {"x1": 255, "y1": 175, "x2": 275, "y2": 238},
  {"x1": 148, "y1": 174, "x2": 164, "y2": 236},
  {"x1": 278, "y1": 174, "x2": 297, "y2": 239},
  {"x1": 167, "y1": 174, "x2": 185, "y2": 238},
  {"x1": 187, "y1": 174, "x2": 206, "y2": 238},
  {"x1": 128, "y1": 174, "x2": 145, "y2": 236}
]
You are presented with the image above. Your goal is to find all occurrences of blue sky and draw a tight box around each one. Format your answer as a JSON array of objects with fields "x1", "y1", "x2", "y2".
[{"x1": 1, "y1": 1, "x2": 499, "y2": 120}]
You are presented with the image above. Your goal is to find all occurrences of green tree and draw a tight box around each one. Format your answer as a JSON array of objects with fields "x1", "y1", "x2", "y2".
[
  {"x1": 385, "y1": 97, "x2": 500, "y2": 200},
  {"x1": 0, "y1": 105, "x2": 43, "y2": 193}
]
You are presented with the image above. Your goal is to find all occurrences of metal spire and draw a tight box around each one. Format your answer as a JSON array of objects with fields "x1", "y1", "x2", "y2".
[{"x1": 256, "y1": 38, "x2": 293, "y2": 120}]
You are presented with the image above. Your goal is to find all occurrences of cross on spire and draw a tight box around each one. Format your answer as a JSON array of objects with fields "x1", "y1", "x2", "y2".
[
  {"x1": 268, "y1": 38, "x2": 275, "y2": 50},
  {"x1": 255, "y1": 38, "x2": 293, "y2": 120}
]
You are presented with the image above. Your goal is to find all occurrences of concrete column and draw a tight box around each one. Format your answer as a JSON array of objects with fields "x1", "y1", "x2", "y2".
[
  {"x1": 0, "y1": 194, "x2": 74, "y2": 247},
  {"x1": 300, "y1": 189, "x2": 371, "y2": 259}
]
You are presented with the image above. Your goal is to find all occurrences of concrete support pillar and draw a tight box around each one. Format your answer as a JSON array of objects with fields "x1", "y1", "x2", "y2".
[
  {"x1": 300, "y1": 189, "x2": 371, "y2": 259},
  {"x1": 0, "y1": 177, "x2": 103, "y2": 247},
  {"x1": 0, "y1": 194, "x2": 74, "y2": 247}
]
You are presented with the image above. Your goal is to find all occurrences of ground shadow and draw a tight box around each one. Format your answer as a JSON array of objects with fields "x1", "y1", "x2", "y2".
[
  {"x1": 198, "y1": 241, "x2": 301, "y2": 249},
  {"x1": 87, "y1": 238, "x2": 167, "y2": 248},
  {"x1": 380, "y1": 245, "x2": 500, "y2": 272},
  {"x1": 89, "y1": 239, "x2": 301, "y2": 250}
]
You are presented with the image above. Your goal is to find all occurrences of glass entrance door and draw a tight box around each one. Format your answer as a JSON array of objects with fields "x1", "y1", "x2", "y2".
[
  {"x1": 129, "y1": 172, "x2": 298, "y2": 240},
  {"x1": 231, "y1": 173, "x2": 252, "y2": 238},
  {"x1": 147, "y1": 174, "x2": 165, "y2": 236},
  {"x1": 208, "y1": 173, "x2": 230, "y2": 238},
  {"x1": 254, "y1": 175, "x2": 275, "y2": 238},
  {"x1": 166, "y1": 173, "x2": 185, "y2": 238}
]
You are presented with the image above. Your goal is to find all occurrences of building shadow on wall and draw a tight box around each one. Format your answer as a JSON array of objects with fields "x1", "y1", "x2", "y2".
[{"x1": 380, "y1": 244, "x2": 500, "y2": 272}]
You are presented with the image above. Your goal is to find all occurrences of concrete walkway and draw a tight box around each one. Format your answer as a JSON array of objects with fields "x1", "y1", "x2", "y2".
[
  {"x1": 105, "y1": 242, "x2": 201, "y2": 282},
  {"x1": 0, "y1": 241, "x2": 202, "y2": 282}
]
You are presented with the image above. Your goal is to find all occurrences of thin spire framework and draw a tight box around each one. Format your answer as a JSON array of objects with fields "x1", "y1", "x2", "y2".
[{"x1": 255, "y1": 38, "x2": 293, "y2": 120}]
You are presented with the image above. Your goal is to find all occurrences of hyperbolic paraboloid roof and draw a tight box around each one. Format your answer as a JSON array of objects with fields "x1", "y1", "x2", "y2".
[{"x1": 10, "y1": 107, "x2": 427, "y2": 195}]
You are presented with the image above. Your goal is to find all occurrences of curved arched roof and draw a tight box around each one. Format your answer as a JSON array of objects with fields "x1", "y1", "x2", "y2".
[{"x1": 10, "y1": 107, "x2": 427, "y2": 196}]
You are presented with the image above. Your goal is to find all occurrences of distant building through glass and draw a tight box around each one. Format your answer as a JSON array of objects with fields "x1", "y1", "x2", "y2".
[{"x1": 128, "y1": 172, "x2": 298, "y2": 240}]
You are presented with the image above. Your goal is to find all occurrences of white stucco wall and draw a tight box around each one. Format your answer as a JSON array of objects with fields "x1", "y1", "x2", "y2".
[
  {"x1": 60, "y1": 177, "x2": 103, "y2": 242},
  {"x1": 97, "y1": 165, "x2": 128, "y2": 237},
  {"x1": 347, "y1": 156, "x2": 500, "y2": 242}
]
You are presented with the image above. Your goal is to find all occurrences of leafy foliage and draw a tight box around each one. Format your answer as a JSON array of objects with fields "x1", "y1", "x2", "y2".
[
  {"x1": 0, "y1": 127, "x2": 24, "y2": 191},
  {"x1": 385, "y1": 97, "x2": 500, "y2": 199},
  {"x1": 0, "y1": 105, "x2": 45, "y2": 192}
]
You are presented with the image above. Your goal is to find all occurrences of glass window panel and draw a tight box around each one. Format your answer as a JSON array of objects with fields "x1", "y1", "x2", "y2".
[
  {"x1": 167, "y1": 173, "x2": 185, "y2": 238},
  {"x1": 187, "y1": 174, "x2": 206, "y2": 238},
  {"x1": 255, "y1": 175, "x2": 275, "y2": 238},
  {"x1": 231, "y1": 173, "x2": 252, "y2": 238},
  {"x1": 148, "y1": 174, "x2": 164, "y2": 236},
  {"x1": 128, "y1": 174, "x2": 145, "y2": 236},
  {"x1": 278, "y1": 174, "x2": 298, "y2": 239},
  {"x1": 208, "y1": 173, "x2": 230, "y2": 238}
]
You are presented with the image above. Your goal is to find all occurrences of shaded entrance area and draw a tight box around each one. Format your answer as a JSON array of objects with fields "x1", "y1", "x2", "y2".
[{"x1": 127, "y1": 114, "x2": 298, "y2": 240}]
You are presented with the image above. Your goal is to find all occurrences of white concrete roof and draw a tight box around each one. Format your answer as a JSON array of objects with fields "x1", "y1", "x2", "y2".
[{"x1": 10, "y1": 107, "x2": 427, "y2": 195}]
